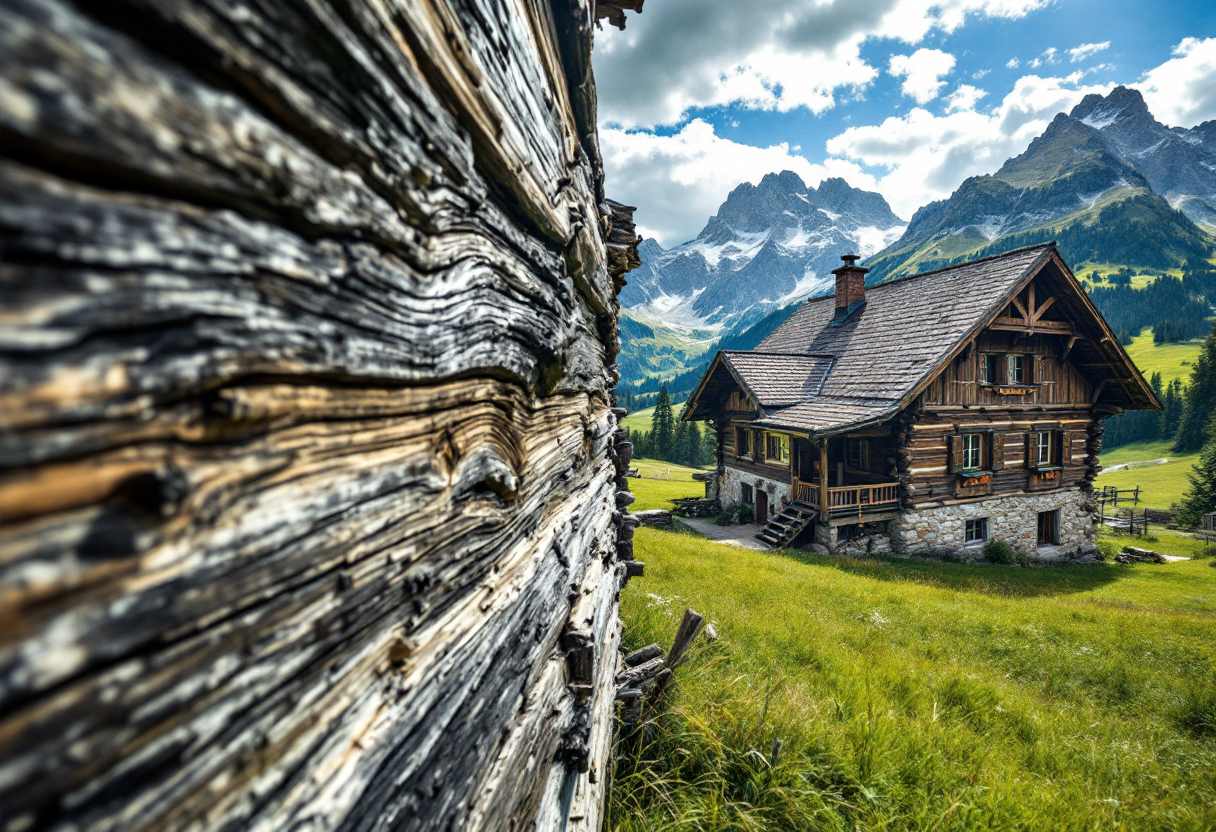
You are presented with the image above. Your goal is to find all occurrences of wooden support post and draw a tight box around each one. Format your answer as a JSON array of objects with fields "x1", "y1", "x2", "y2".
[{"x1": 819, "y1": 440, "x2": 829, "y2": 521}]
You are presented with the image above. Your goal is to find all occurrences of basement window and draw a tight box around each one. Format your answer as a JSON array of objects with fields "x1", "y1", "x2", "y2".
[{"x1": 965, "y1": 517, "x2": 989, "y2": 545}]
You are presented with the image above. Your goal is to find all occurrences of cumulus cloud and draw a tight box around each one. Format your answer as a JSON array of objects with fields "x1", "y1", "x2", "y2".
[
  {"x1": 601, "y1": 120, "x2": 878, "y2": 246},
  {"x1": 593, "y1": 0, "x2": 1051, "y2": 128},
  {"x1": 1138, "y1": 37, "x2": 1216, "y2": 127},
  {"x1": 825, "y1": 73, "x2": 1112, "y2": 219},
  {"x1": 945, "y1": 84, "x2": 988, "y2": 112},
  {"x1": 1007, "y1": 57, "x2": 1020, "y2": 68},
  {"x1": 889, "y1": 49, "x2": 957, "y2": 103},
  {"x1": 1068, "y1": 41, "x2": 1110, "y2": 63}
]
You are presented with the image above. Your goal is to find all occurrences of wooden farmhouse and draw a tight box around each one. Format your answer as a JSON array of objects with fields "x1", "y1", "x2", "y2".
[{"x1": 684, "y1": 243, "x2": 1160, "y2": 558}]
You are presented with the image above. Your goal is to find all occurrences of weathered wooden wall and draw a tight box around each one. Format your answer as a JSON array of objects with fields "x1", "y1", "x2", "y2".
[{"x1": 0, "y1": 0, "x2": 641, "y2": 830}]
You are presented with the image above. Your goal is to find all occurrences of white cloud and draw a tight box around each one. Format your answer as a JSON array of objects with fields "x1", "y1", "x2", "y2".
[
  {"x1": 1068, "y1": 41, "x2": 1110, "y2": 63},
  {"x1": 1028, "y1": 47, "x2": 1058, "y2": 68},
  {"x1": 1138, "y1": 37, "x2": 1216, "y2": 127},
  {"x1": 945, "y1": 84, "x2": 988, "y2": 112},
  {"x1": 973, "y1": 68, "x2": 991, "y2": 80},
  {"x1": 593, "y1": 0, "x2": 1051, "y2": 128},
  {"x1": 825, "y1": 73, "x2": 1113, "y2": 219},
  {"x1": 601, "y1": 120, "x2": 879, "y2": 246},
  {"x1": 889, "y1": 49, "x2": 957, "y2": 104},
  {"x1": 1007, "y1": 57, "x2": 1020, "y2": 68}
]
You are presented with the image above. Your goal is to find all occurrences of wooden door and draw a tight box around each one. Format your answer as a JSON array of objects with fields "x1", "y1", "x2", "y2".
[
  {"x1": 1037, "y1": 510, "x2": 1058, "y2": 545},
  {"x1": 757, "y1": 490, "x2": 768, "y2": 524}
]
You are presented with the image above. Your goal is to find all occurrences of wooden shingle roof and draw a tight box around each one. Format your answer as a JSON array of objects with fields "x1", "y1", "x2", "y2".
[
  {"x1": 685, "y1": 242, "x2": 1159, "y2": 435},
  {"x1": 719, "y1": 352, "x2": 834, "y2": 407},
  {"x1": 752, "y1": 396, "x2": 899, "y2": 433},
  {"x1": 758, "y1": 244, "x2": 1053, "y2": 400}
]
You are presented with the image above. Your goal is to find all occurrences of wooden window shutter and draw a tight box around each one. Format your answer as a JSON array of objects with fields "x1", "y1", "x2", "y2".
[
  {"x1": 948, "y1": 434, "x2": 962, "y2": 473},
  {"x1": 1057, "y1": 429, "x2": 1071, "y2": 465},
  {"x1": 755, "y1": 430, "x2": 764, "y2": 462},
  {"x1": 1027, "y1": 355, "x2": 1037, "y2": 384},
  {"x1": 1024, "y1": 432, "x2": 1034, "y2": 469},
  {"x1": 989, "y1": 431, "x2": 1005, "y2": 470}
]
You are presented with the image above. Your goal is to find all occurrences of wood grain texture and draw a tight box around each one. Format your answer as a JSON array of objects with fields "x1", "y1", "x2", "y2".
[{"x1": 0, "y1": 0, "x2": 642, "y2": 829}]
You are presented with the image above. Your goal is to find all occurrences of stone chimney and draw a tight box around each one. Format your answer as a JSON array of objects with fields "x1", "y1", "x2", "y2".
[{"x1": 832, "y1": 253, "x2": 868, "y2": 323}]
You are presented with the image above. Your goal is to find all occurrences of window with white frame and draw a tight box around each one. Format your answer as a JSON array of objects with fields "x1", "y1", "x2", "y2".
[
  {"x1": 1036, "y1": 431, "x2": 1052, "y2": 466},
  {"x1": 962, "y1": 433, "x2": 983, "y2": 471},
  {"x1": 965, "y1": 517, "x2": 989, "y2": 545},
  {"x1": 1007, "y1": 354, "x2": 1025, "y2": 384}
]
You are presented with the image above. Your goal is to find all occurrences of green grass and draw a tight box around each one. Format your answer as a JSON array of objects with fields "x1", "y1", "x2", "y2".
[
  {"x1": 621, "y1": 406, "x2": 657, "y2": 435},
  {"x1": 1122, "y1": 327, "x2": 1204, "y2": 386},
  {"x1": 627, "y1": 459, "x2": 709, "y2": 511},
  {"x1": 1095, "y1": 439, "x2": 1199, "y2": 511},
  {"x1": 609, "y1": 528, "x2": 1216, "y2": 831}
]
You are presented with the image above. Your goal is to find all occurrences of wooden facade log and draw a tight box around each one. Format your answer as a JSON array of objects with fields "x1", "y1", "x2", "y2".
[{"x1": 0, "y1": 0, "x2": 643, "y2": 829}]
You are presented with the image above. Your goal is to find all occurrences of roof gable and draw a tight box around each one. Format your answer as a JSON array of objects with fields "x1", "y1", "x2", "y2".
[{"x1": 685, "y1": 243, "x2": 1159, "y2": 435}]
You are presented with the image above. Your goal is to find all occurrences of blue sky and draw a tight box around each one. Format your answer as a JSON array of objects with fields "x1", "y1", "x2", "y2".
[{"x1": 593, "y1": 0, "x2": 1216, "y2": 246}]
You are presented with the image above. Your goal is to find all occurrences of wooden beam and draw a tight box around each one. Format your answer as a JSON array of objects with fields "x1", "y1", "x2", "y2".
[
  {"x1": 1032, "y1": 295, "x2": 1057, "y2": 323},
  {"x1": 1091, "y1": 379, "x2": 1109, "y2": 404},
  {"x1": 1061, "y1": 334, "x2": 1081, "y2": 362},
  {"x1": 990, "y1": 319, "x2": 1074, "y2": 333}
]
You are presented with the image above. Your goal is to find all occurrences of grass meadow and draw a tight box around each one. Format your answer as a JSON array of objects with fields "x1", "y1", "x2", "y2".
[
  {"x1": 1121, "y1": 328, "x2": 1204, "y2": 386},
  {"x1": 1095, "y1": 439, "x2": 1200, "y2": 511},
  {"x1": 609, "y1": 518, "x2": 1216, "y2": 831},
  {"x1": 627, "y1": 459, "x2": 709, "y2": 511},
  {"x1": 622, "y1": 406, "x2": 658, "y2": 435}
]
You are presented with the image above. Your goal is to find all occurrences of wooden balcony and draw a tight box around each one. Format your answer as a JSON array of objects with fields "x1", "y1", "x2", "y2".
[{"x1": 793, "y1": 479, "x2": 900, "y2": 519}]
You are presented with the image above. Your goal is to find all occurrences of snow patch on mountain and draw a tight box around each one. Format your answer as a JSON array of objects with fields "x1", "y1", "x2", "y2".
[
  {"x1": 855, "y1": 224, "x2": 907, "y2": 255},
  {"x1": 1080, "y1": 106, "x2": 1122, "y2": 131},
  {"x1": 620, "y1": 173, "x2": 906, "y2": 330}
]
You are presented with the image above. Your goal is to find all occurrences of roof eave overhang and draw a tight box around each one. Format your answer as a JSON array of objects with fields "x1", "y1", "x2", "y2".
[
  {"x1": 683, "y1": 351, "x2": 776, "y2": 421},
  {"x1": 753, "y1": 403, "x2": 902, "y2": 438}
]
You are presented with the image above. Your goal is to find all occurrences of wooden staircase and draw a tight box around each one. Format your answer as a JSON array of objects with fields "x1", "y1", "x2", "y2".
[{"x1": 755, "y1": 501, "x2": 818, "y2": 548}]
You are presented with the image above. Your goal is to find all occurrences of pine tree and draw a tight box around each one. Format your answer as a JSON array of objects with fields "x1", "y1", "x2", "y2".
[
  {"x1": 700, "y1": 422, "x2": 717, "y2": 468},
  {"x1": 1164, "y1": 379, "x2": 1185, "y2": 438},
  {"x1": 652, "y1": 387, "x2": 675, "y2": 461},
  {"x1": 672, "y1": 411, "x2": 690, "y2": 466},
  {"x1": 1175, "y1": 322, "x2": 1216, "y2": 453},
  {"x1": 631, "y1": 428, "x2": 654, "y2": 461},
  {"x1": 1177, "y1": 413, "x2": 1216, "y2": 527}
]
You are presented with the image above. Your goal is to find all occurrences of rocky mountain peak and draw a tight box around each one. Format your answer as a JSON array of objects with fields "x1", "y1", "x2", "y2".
[{"x1": 620, "y1": 175, "x2": 906, "y2": 330}]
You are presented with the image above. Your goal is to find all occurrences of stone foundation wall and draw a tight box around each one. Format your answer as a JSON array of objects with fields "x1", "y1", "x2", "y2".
[
  {"x1": 720, "y1": 464, "x2": 792, "y2": 513},
  {"x1": 889, "y1": 489, "x2": 1096, "y2": 559}
]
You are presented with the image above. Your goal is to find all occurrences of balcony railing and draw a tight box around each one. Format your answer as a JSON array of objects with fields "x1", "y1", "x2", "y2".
[{"x1": 793, "y1": 479, "x2": 900, "y2": 517}]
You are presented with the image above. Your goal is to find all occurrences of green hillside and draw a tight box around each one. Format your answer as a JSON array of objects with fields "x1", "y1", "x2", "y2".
[
  {"x1": 1123, "y1": 328, "x2": 1204, "y2": 385},
  {"x1": 869, "y1": 189, "x2": 1213, "y2": 282},
  {"x1": 617, "y1": 311, "x2": 717, "y2": 386},
  {"x1": 620, "y1": 405, "x2": 656, "y2": 435}
]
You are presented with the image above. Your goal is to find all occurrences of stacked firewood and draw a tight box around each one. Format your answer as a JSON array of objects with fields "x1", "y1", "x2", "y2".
[{"x1": 616, "y1": 608, "x2": 705, "y2": 728}]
